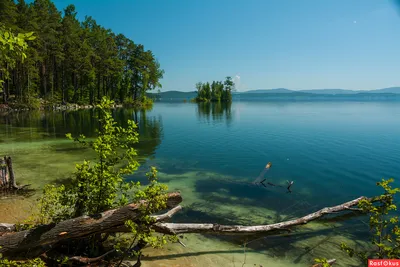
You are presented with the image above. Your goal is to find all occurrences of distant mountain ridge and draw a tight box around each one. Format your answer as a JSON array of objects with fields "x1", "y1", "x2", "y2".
[
  {"x1": 151, "y1": 90, "x2": 197, "y2": 99},
  {"x1": 243, "y1": 87, "x2": 400, "y2": 95},
  {"x1": 149, "y1": 87, "x2": 400, "y2": 100}
]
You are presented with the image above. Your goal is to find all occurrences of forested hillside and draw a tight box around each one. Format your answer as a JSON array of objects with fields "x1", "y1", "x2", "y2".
[{"x1": 0, "y1": 0, "x2": 163, "y2": 107}]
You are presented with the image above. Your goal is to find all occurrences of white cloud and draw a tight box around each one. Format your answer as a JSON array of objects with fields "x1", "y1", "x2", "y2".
[{"x1": 233, "y1": 74, "x2": 241, "y2": 91}]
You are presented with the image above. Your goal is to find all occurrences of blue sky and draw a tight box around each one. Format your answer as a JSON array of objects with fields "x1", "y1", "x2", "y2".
[{"x1": 47, "y1": 0, "x2": 400, "y2": 91}]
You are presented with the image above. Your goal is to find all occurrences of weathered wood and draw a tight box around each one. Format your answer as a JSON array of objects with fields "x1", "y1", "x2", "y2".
[
  {"x1": 102, "y1": 205, "x2": 184, "y2": 234},
  {"x1": 0, "y1": 205, "x2": 184, "y2": 235},
  {"x1": 0, "y1": 223, "x2": 15, "y2": 232},
  {"x1": 0, "y1": 195, "x2": 374, "y2": 261},
  {"x1": 68, "y1": 249, "x2": 115, "y2": 264},
  {"x1": 95, "y1": 197, "x2": 372, "y2": 237},
  {"x1": 0, "y1": 156, "x2": 30, "y2": 191},
  {"x1": 5, "y1": 156, "x2": 16, "y2": 189},
  {"x1": 0, "y1": 156, "x2": 9, "y2": 187},
  {"x1": 152, "y1": 196, "x2": 369, "y2": 235},
  {"x1": 0, "y1": 192, "x2": 182, "y2": 258}
]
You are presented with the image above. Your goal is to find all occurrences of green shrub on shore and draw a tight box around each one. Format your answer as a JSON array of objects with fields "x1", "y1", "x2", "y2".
[
  {"x1": 8, "y1": 94, "x2": 41, "y2": 110},
  {"x1": 23, "y1": 97, "x2": 171, "y2": 265},
  {"x1": 123, "y1": 95, "x2": 154, "y2": 109},
  {"x1": 315, "y1": 178, "x2": 400, "y2": 266}
]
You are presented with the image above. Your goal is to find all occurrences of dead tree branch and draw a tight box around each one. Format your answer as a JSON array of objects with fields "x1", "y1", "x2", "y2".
[{"x1": 152, "y1": 196, "x2": 369, "y2": 235}]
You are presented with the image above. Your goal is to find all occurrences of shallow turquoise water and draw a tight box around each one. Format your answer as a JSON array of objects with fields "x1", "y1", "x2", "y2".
[{"x1": 1, "y1": 101, "x2": 400, "y2": 266}]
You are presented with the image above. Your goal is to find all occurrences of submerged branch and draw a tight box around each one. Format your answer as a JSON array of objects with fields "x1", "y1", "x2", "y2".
[{"x1": 152, "y1": 196, "x2": 370, "y2": 235}]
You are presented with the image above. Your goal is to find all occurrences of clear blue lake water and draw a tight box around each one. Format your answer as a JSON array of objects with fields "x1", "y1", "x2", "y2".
[{"x1": 1, "y1": 100, "x2": 400, "y2": 266}]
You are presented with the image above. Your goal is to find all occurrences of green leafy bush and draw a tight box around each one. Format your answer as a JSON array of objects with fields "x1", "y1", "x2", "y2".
[
  {"x1": 316, "y1": 178, "x2": 400, "y2": 266},
  {"x1": 30, "y1": 97, "x2": 172, "y2": 263},
  {"x1": 341, "y1": 178, "x2": 400, "y2": 261}
]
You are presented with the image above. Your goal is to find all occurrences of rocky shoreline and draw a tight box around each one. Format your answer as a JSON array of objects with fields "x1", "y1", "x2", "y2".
[{"x1": 0, "y1": 102, "x2": 124, "y2": 112}]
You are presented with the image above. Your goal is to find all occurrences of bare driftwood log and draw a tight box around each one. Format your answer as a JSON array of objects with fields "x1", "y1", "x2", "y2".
[
  {"x1": 152, "y1": 196, "x2": 369, "y2": 235},
  {"x1": 0, "y1": 192, "x2": 182, "y2": 258}
]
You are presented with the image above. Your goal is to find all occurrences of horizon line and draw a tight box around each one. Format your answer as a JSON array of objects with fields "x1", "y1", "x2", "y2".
[{"x1": 155, "y1": 86, "x2": 400, "y2": 92}]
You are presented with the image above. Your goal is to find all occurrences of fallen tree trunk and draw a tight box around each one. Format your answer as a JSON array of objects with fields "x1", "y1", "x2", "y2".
[
  {"x1": 0, "y1": 192, "x2": 182, "y2": 258},
  {"x1": 152, "y1": 196, "x2": 369, "y2": 235},
  {"x1": 0, "y1": 205, "x2": 184, "y2": 234},
  {"x1": 0, "y1": 195, "x2": 372, "y2": 260}
]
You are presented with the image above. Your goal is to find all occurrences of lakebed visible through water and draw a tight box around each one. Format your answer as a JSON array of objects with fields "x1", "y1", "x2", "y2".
[{"x1": 1, "y1": 101, "x2": 400, "y2": 266}]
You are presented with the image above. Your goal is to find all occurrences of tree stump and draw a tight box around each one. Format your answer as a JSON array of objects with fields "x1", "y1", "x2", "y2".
[
  {"x1": 0, "y1": 156, "x2": 10, "y2": 189},
  {"x1": 0, "y1": 156, "x2": 23, "y2": 191}
]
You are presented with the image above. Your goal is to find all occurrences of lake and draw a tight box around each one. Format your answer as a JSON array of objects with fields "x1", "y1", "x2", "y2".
[{"x1": 1, "y1": 101, "x2": 400, "y2": 267}]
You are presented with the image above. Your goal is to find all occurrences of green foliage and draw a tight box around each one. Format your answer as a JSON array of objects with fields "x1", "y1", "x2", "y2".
[
  {"x1": 0, "y1": 1, "x2": 163, "y2": 106},
  {"x1": 340, "y1": 178, "x2": 400, "y2": 261},
  {"x1": 63, "y1": 96, "x2": 141, "y2": 216},
  {"x1": 9, "y1": 92, "x2": 41, "y2": 110},
  {"x1": 43, "y1": 92, "x2": 62, "y2": 107},
  {"x1": 0, "y1": 26, "x2": 35, "y2": 61},
  {"x1": 0, "y1": 24, "x2": 35, "y2": 93},
  {"x1": 123, "y1": 95, "x2": 154, "y2": 109},
  {"x1": 313, "y1": 258, "x2": 332, "y2": 267},
  {"x1": 38, "y1": 184, "x2": 75, "y2": 223},
  {"x1": 115, "y1": 167, "x2": 177, "y2": 259},
  {"x1": 223, "y1": 76, "x2": 234, "y2": 101},
  {"x1": 0, "y1": 248, "x2": 46, "y2": 267},
  {"x1": 31, "y1": 97, "x2": 171, "y2": 263},
  {"x1": 141, "y1": 95, "x2": 154, "y2": 109},
  {"x1": 195, "y1": 77, "x2": 235, "y2": 102}
]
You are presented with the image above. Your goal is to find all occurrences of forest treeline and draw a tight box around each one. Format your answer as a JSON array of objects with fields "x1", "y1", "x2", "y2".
[
  {"x1": 194, "y1": 76, "x2": 235, "y2": 102},
  {"x1": 0, "y1": 0, "x2": 163, "y2": 108}
]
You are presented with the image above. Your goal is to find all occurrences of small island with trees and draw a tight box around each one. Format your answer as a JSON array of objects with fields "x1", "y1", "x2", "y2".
[{"x1": 193, "y1": 76, "x2": 235, "y2": 102}]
